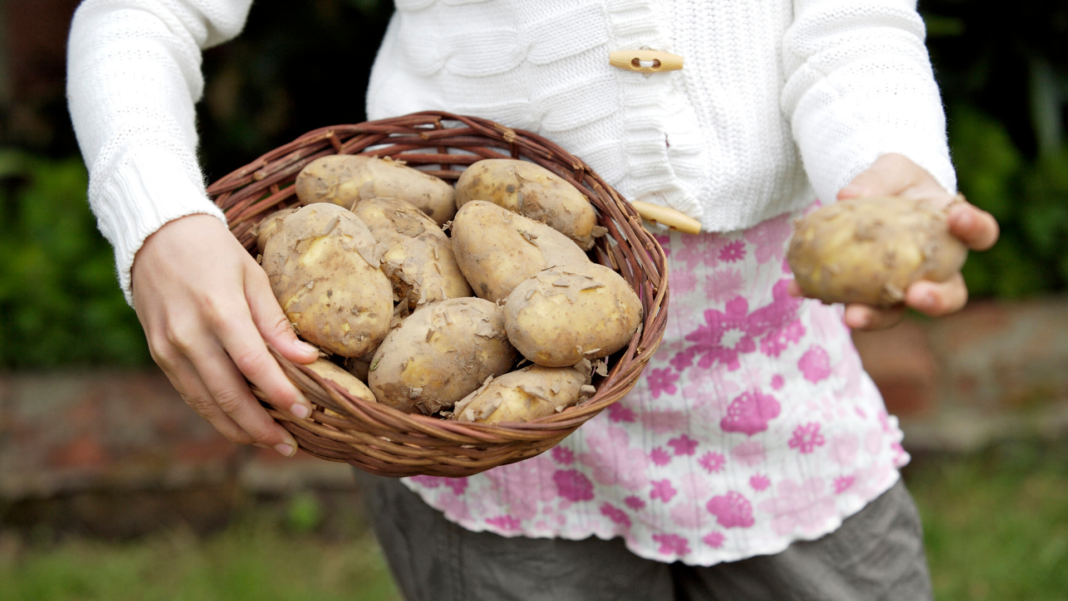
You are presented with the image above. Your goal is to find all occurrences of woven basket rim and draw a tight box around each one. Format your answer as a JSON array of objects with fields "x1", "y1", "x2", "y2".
[{"x1": 209, "y1": 111, "x2": 670, "y2": 477}]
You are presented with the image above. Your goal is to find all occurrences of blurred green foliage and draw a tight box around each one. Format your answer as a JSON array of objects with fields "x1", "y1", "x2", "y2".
[
  {"x1": 0, "y1": 152, "x2": 149, "y2": 367},
  {"x1": 923, "y1": 1, "x2": 1068, "y2": 298},
  {"x1": 951, "y1": 106, "x2": 1068, "y2": 298}
]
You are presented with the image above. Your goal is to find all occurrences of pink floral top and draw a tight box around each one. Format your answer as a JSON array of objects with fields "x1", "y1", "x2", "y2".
[{"x1": 402, "y1": 201, "x2": 910, "y2": 566}]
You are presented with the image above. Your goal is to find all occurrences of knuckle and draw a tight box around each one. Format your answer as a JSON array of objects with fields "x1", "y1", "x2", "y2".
[
  {"x1": 223, "y1": 429, "x2": 255, "y2": 446},
  {"x1": 201, "y1": 297, "x2": 238, "y2": 332},
  {"x1": 244, "y1": 420, "x2": 281, "y2": 446},
  {"x1": 163, "y1": 321, "x2": 199, "y2": 355},
  {"x1": 213, "y1": 387, "x2": 251, "y2": 414},
  {"x1": 262, "y1": 311, "x2": 294, "y2": 339},
  {"x1": 181, "y1": 393, "x2": 218, "y2": 417},
  {"x1": 231, "y1": 346, "x2": 272, "y2": 381}
]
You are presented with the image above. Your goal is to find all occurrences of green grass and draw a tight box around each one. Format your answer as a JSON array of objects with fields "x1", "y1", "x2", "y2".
[
  {"x1": 0, "y1": 520, "x2": 400, "y2": 601},
  {"x1": 906, "y1": 442, "x2": 1068, "y2": 601}
]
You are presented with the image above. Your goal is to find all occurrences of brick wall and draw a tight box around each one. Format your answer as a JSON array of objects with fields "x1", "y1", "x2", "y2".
[{"x1": 3, "y1": 299, "x2": 1068, "y2": 507}]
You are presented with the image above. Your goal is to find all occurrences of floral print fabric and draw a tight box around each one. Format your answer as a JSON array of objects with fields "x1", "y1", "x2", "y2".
[{"x1": 402, "y1": 203, "x2": 909, "y2": 566}]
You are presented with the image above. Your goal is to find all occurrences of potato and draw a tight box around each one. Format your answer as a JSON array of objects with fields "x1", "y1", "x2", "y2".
[
  {"x1": 295, "y1": 155, "x2": 455, "y2": 225},
  {"x1": 451, "y1": 201, "x2": 591, "y2": 302},
  {"x1": 451, "y1": 363, "x2": 594, "y2": 424},
  {"x1": 455, "y1": 159, "x2": 605, "y2": 250},
  {"x1": 787, "y1": 196, "x2": 968, "y2": 307},
  {"x1": 368, "y1": 298, "x2": 518, "y2": 415},
  {"x1": 261, "y1": 204, "x2": 393, "y2": 357},
  {"x1": 351, "y1": 197, "x2": 471, "y2": 310},
  {"x1": 504, "y1": 262, "x2": 643, "y2": 367},
  {"x1": 252, "y1": 207, "x2": 299, "y2": 253},
  {"x1": 305, "y1": 358, "x2": 377, "y2": 404},
  {"x1": 343, "y1": 302, "x2": 410, "y2": 382}
]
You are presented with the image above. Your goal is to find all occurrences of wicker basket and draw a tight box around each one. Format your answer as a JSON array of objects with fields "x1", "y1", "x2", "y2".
[{"x1": 207, "y1": 111, "x2": 669, "y2": 477}]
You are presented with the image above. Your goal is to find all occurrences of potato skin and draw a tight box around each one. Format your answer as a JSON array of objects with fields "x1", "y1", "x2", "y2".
[
  {"x1": 787, "y1": 196, "x2": 968, "y2": 307},
  {"x1": 504, "y1": 262, "x2": 643, "y2": 367},
  {"x1": 351, "y1": 197, "x2": 471, "y2": 310},
  {"x1": 261, "y1": 204, "x2": 393, "y2": 357},
  {"x1": 252, "y1": 207, "x2": 298, "y2": 253},
  {"x1": 451, "y1": 364, "x2": 594, "y2": 424},
  {"x1": 455, "y1": 159, "x2": 603, "y2": 250},
  {"x1": 451, "y1": 201, "x2": 590, "y2": 302},
  {"x1": 305, "y1": 358, "x2": 377, "y2": 404},
  {"x1": 294, "y1": 155, "x2": 455, "y2": 225},
  {"x1": 343, "y1": 299, "x2": 411, "y2": 382},
  {"x1": 368, "y1": 298, "x2": 518, "y2": 415}
]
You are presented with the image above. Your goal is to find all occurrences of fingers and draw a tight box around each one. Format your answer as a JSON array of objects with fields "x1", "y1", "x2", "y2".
[
  {"x1": 789, "y1": 280, "x2": 906, "y2": 330},
  {"x1": 838, "y1": 154, "x2": 921, "y2": 199},
  {"x1": 208, "y1": 288, "x2": 314, "y2": 422},
  {"x1": 161, "y1": 355, "x2": 257, "y2": 446},
  {"x1": 787, "y1": 280, "x2": 804, "y2": 298},
  {"x1": 905, "y1": 274, "x2": 968, "y2": 317},
  {"x1": 187, "y1": 340, "x2": 301, "y2": 456},
  {"x1": 843, "y1": 303, "x2": 906, "y2": 331},
  {"x1": 948, "y1": 202, "x2": 999, "y2": 251},
  {"x1": 244, "y1": 261, "x2": 319, "y2": 364},
  {"x1": 837, "y1": 153, "x2": 952, "y2": 207},
  {"x1": 794, "y1": 274, "x2": 968, "y2": 329},
  {"x1": 153, "y1": 341, "x2": 298, "y2": 455}
]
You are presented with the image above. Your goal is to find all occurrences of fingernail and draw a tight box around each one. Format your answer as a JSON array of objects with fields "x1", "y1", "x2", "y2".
[
  {"x1": 295, "y1": 340, "x2": 318, "y2": 354},
  {"x1": 918, "y1": 292, "x2": 936, "y2": 310},
  {"x1": 290, "y1": 403, "x2": 311, "y2": 420},
  {"x1": 275, "y1": 443, "x2": 296, "y2": 457}
]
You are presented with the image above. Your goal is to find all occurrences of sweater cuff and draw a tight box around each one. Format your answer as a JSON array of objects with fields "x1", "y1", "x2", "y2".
[{"x1": 90, "y1": 147, "x2": 227, "y2": 306}]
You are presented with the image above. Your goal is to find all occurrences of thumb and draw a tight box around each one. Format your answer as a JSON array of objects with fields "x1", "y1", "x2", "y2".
[{"x1": 244, "y1": 262, "x2": 319, "y2": 364}]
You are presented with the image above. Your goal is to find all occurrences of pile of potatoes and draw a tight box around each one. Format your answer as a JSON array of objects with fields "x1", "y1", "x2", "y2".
[{"x1": 252, "y1": 155, "x2": 642, "y2": 425}]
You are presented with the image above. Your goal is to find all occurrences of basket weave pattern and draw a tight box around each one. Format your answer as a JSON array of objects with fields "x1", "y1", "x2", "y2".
[{"x1": 208, "y1": 112, "x2": 669, "y2": 477}]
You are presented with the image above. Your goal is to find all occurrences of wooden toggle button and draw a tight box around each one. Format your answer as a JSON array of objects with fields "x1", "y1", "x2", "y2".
[
  {"x1": 632, "y1": 201, "x2": 702, "y2": 234},
  {"x1": 609, "y1": 50, "x2": 684, "y2": 74}
]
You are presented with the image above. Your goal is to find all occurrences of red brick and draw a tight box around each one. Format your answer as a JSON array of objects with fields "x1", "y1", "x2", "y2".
[
  {"x1": 852, "y1": 319, "x2": 938, "y2": 418},
  {"x1": 48, "y1": 434, "x2": 109, "y2": 470}
]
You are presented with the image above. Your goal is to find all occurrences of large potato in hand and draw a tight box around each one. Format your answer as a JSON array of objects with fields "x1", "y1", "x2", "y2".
[
  {"x1": 295, "y1": 155, "x2": 455, "y2": 225},
  {"x1": 504, "y1": 262, "x2": 643, "y2": 367},
  {"x1": 451, "y1": 201, "x2": 590, "y2": 302},
  {"x1": 261, "y1": 204, "x2": 393, "y2": 357},
  {"x1": 351, "y1": 197, "x2": 471, "y2": 310},
  {"x1": 455, "y1": 159, "x2": 604, "y2": 250},
  {"x1": 451, "y1": 363, "x2": 594, "y2": 424},
  {"x1": 368, "y1": 298, "x2": 517, "y2": 415},
  {"x1": 787, "y1": 196, "x2": 968, "y2": 307}
]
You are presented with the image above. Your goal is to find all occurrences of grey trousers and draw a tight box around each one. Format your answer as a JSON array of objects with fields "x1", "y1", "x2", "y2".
[{"x1": 355, "y1": 471, "x2": 933, "y2": 601}]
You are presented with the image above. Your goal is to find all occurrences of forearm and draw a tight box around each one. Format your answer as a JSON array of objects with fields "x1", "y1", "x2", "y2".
[
  {"x1": 781, "y1": 0, "x2": 955, "y2": 204},
  {"x1": 67, "y1": 0, "x2": 253, "y2": 303}
]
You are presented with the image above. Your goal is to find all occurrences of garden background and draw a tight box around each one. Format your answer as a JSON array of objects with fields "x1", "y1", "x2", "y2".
[{"x1": 1, "y1": 1, "x2": 1067, "y2": 599}]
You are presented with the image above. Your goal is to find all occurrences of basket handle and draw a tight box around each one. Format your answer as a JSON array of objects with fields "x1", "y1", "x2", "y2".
[{"x1": 631, "y1": 201, "x2": 702, "y2": 234}]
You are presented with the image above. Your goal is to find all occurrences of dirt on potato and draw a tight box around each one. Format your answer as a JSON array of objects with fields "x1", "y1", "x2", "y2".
[{"x1": 455, "y1": 159, "x2": 605, "y2": 250}]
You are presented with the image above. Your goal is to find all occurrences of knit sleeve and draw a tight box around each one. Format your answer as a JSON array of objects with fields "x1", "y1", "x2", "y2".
[
  {"x1": 780, "y1": 0, "x2": 956, "y2": 205},
  {"x1": 67, "y1": 0, "x2": 253, "y2": 305}
]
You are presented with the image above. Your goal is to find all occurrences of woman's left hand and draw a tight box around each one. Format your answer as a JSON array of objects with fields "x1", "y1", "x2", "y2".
[{"x1": 789, "y1": 153, "x2": 1000, "y2": 330}]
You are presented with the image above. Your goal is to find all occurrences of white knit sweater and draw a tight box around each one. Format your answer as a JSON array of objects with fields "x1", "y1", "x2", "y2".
[{"x1": 68, "y1": 0, "x2": 955, "y2": 303}]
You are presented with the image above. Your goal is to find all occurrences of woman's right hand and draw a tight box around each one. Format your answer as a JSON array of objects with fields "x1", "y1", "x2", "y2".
[{"x1": 131, "y1": 214, "x2": 320, "y2": 457}]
